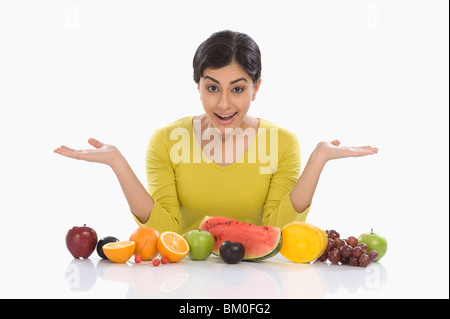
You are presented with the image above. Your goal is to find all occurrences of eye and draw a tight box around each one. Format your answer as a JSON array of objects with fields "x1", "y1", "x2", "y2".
[
  {"x1": 207, "y1": 86, "x2": 219, "y2": 93},
  {"x1": 232, "y1": 87, "x2": 244, "y2": 94}
]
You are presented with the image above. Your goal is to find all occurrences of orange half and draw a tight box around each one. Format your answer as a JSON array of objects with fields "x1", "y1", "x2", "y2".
[
  {"x1": 157, "y1": 231, "x2": 189, "y2": 263},
  {"x1": 103, "y1": 240, "x2": 136, "y2": 264}
]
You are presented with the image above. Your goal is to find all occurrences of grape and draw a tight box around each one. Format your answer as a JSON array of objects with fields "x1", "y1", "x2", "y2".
[
  {"x1": 340, "y1": 245, "x2": 354, "y2": 258},
  {"x1": 327, "y1": 230, "x2": 340, "y2": 239},
  {"x1": 352, "y1": 246, "x2": 363, "y2": 258},
  {"x1": 326, "y1": 238, "x2": 335, "y2": 252},
  {"x1": 328, "y1": 249, "x2": 342, "y2": 264},
  {"x1": 318, "y1": 252, "x2": 328, "y2": 262},
  {"x1": 335, "y1": 238, "x2": 346, "y2": 249},
  {"x1": 358, "y1": 243, "x2": 368, "y2": 252},
  {"x1": 349, "y1": 256, "x2": 359, "y2": 266},
  {"x1": 341, "y1": 256, "x2": 350, "y2": 265},
  {"x1": 346, "y1": 236, "x2": 358, "y2": 247},
  {"x1": 359, "y1": 253, "x2": 371, "y2": 267},
  {"x1": 368, "y1": 250, "x2": 379, "y2": 261}
]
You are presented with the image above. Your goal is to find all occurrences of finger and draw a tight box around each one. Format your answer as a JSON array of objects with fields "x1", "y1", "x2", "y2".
[
  {"x1": 357, "y1": 146, "x2": 376, "y2": 150},
  {"x1": 351, "y1": 147, "x2": 379, "y2": 156},
  {"x1": 54, "y1": 148, "x2": 84, "y2": 160},
  {"x1": 88, "y1": 138, "x2": 104, "y2": 149},
  {"x1": 54, "y1": 147, "x2": 73, "y2": 154},
  {"x1": 59, "y1": 145, "x2": 77, "y2": 152},
  {"x1": 357, "y1": 146, "x2": 378, "y2": 153}
]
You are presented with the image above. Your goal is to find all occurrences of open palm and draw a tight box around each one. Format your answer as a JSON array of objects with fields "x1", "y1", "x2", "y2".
[
  {"x1": 316, "y1": 139, "x2": 379, "y2": 161},
  {"x1": 54, "y1": 138, "x2": 120, "y2": 166}
]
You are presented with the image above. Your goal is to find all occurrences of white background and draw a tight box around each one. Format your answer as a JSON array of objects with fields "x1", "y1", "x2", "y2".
[{"x1": 0, "y1": 0, "x2": 448, "y2": 298}]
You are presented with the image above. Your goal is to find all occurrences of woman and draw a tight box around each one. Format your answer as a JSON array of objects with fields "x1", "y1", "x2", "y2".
[{"x1": 54, "y1": 30, "x2": 378, "y2": 235}]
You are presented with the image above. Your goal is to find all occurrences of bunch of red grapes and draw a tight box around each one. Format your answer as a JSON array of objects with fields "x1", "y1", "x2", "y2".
[{"x1": 318, "y1": 230, "x2": 378, "y2": 267}]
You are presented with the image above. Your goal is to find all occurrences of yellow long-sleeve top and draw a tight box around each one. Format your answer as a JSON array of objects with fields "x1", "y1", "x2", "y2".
[{"x1": 133, "y1": 116, "x2": 310, "y2": 235}]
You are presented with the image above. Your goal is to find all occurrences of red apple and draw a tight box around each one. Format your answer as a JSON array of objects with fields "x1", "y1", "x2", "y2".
[{"x1": 66, "y1": 224, "x2": 98, "y2": 259}]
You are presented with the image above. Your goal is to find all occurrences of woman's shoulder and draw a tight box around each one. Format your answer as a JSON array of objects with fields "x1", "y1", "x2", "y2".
[
  {"x1": 258, "y1": 118, "x2": 299, "y2": 144},
  {"x1": 258, "y1": 118, "x2": 301, "y2": 162},
  {"x1": 147, "y1": 116, "x2": 194, "y2": 149},
  {"x1": 150, "y1": 116, "x2": 194, "y2": 138},
  {"x1": 158, "y1": 116, "x2": 194, "y2": 133}
]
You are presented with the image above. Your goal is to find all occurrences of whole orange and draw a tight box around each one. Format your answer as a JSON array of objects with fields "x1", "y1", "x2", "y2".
[{"x1": 129, "y1": 227, "x2": 160, "y2": 261}]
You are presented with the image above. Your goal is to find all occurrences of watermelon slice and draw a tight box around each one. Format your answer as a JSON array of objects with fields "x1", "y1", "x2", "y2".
[{"x1": 198, "y1": 216, "x2": 282, "y2": 261}]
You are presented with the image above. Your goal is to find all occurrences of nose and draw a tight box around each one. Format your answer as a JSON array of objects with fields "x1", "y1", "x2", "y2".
[{"x1": 217, "y1": 92, "x2": 231, "y2": 110}]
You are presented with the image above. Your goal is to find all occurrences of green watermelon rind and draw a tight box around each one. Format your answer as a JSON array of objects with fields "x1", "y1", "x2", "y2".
[
  {"x1": 198, "y1": 216, "x2": 282, "y2": 262},
  {"x1": 244, "y1": 233, "x2": 282, "y2": 261}
]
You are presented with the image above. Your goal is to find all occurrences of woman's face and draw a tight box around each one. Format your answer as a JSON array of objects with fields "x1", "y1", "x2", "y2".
[{"x1": 198, "y1": 61, "x2": 261, "y2": 136}]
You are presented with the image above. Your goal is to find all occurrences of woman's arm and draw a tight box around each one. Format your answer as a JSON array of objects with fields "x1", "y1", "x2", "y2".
[
  {"x1": 289, "y1": 139, "x2": 378, "y2": 213},
  {"x1": 54, "y1": 138, "x2": 153, "y2": 223},
  {"x1": 110, "y1": 154, "x2": 154, "y2": 223}
]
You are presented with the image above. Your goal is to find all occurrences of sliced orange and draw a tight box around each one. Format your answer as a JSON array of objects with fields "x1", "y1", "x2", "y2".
[
  {"x1": 156, "y1": 231, "x2": 189, "y2": 263},
  {"x1": 102, "y1": 240, "x2": 136, "y2": 264}
]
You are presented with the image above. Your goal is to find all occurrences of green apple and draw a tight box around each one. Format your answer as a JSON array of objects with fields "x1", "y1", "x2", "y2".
[
  {"x1": 358, "y1": 228, "x2": 387, "y2": 262},
  {"x1": 184, "y1": 230, "x2": 215, "y2": 261}
]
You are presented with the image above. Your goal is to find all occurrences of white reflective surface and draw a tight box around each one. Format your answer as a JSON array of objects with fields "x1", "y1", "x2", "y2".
[
  {"x1": 63, "y1": 254, "x2": 389, "y2": 298},
  {"x1": 61, "y1": 255, "x2": 389, "y2": 299}
]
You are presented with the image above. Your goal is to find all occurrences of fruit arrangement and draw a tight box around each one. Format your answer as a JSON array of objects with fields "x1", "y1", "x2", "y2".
[
  {"x1": 65, "y1": 219, "x2": 387, "y2": 267},
  {"x1": 65, "y1": 224, "x2": 190, "y2": 265},
  {"x1": 317, "y1": 229, "x2": 386, "y2": 267}
]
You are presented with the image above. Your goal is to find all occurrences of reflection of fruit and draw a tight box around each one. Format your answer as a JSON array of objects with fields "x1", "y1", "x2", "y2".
[
  {"x1": 129, "y1": 227, "x2": 160, "y2": 261},
  {"x1": 281, "y1": 263, "x2": 327, "y2": 298},
  {"x1": 96, "y1": 236, "x2": 119, "y2": 259},
  {"x1": 65, "y1": 259, "x2": 97, "y2": 291},
  {"x1": 199, "y1": 216, "x2": 282, "y2": 261},
  {"x1": 220, "y1": 241, "x2": 245, "y2": 264},
  {"x1": 184, "y1": 230, "x2": 214, "y2": 261},
  {"x1": 280, "y1": 222, "x2": 327, "y2": 263},
  {"x1": 102, "y1": 241, "x2": 136, "y2": 264},
  {"x1": 358, "y1": 229, "x2": 387, "y2": 262},
  {"x1": 157, "y1": 231, "x2": 189, "y2": 263},
  {"x1": 66, "y1": 224, "x2": 98, "y2": 259}
]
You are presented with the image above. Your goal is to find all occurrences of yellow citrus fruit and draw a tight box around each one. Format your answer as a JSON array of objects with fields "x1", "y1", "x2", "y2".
[
  {"x1": 129, "y1": 227, "x2": 160, "y2": 261},
  {"x1": 280, "y1": 222, "x2": 328, "y2": 263},
  {"x1": 102, "y1": 240, "x2": 136, "y2": 263},
  {"x1": 157, "y1": 231, "x2": 189, "y2": 263}
]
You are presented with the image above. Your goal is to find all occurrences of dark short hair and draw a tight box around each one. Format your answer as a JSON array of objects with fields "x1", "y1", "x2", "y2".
[{"x1": 193, "y1": 30, "x2": 262, "y2": 84}]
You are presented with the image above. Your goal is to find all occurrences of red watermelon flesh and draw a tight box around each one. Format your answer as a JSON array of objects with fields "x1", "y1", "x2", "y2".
[{"x1": 198, "y1": 216, "x2": 282, "y2": 261}]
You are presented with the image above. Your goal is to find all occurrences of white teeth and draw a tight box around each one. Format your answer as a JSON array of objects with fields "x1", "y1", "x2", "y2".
[{"x1": 217, "y1": 113, "x2": 236, "y2": 118}]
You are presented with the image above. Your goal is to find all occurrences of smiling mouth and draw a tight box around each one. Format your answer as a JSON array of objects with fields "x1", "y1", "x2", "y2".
[{"x1": 214, "y1": 112, "x2": 238, "y2": 121}]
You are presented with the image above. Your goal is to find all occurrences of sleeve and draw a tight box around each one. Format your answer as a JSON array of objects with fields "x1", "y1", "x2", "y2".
[
  {"x1": 132, "y1": 128, "x2": 180, "y2": 233},
  {"x1": 262, "y1": 132, "x2": 310, "y2": 228}
]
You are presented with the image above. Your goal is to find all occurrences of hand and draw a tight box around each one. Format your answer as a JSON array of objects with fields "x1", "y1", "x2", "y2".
[
  {"x1": 54, "y1": 138, "x2": 122, "y2": 167},
  {"x1": 314, "y1": 139, "x2": 379, "y2": 162}
]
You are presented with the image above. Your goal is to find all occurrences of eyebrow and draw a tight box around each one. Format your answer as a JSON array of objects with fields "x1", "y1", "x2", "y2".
[{"x1": 204, "y1": 76, "x2": 248, "y2": 85}]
